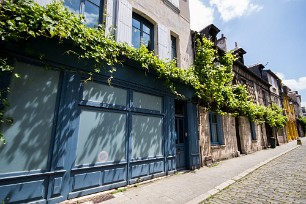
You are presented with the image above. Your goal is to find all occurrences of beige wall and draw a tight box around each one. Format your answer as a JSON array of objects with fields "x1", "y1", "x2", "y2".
[
  {"x1": 199, "y1": 107, "x2": 239, "y2": 166},
  {"x1": 237, "y1": 116, "x2": 267, "y2": 154},
  {"x1": 129, "y1": 0, "x2": 193, "y2": 69}
]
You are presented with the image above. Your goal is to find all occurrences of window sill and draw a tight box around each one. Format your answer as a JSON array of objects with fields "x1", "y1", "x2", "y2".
[
  {"x1": 252, "y1": 140, "x2": 257, "y2": 143},
  {"x1": 163, "y1": 0, "x2": 180, "y2": 14},
  {"x1": 211, "y1": 144, "x2": 226, "y2": 149}
]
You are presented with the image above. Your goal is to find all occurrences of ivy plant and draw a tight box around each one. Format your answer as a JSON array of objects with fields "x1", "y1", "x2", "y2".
[{"x1": 0, "y1": 0, "x2": 288, "y2": 144}]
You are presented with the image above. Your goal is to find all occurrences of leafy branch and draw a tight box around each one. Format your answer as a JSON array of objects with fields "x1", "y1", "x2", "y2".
[{"x1": 0, "y1": 0, "x2": 288, "y2": 144}]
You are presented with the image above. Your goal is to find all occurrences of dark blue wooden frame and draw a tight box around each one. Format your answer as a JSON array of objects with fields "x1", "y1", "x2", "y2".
[{"x1": 0, "y1": 38, "x2": 200, "y2": 203}]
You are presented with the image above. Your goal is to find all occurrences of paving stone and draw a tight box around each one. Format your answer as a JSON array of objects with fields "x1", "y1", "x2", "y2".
[{"x1": 201, "y1": 144, "x2": 306, "y2": 203}]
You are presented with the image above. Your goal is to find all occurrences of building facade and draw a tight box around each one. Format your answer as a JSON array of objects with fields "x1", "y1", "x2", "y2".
[
  {"x1": 282, "y1": 85, "x2": 299, "y2": 141},
  {"x1": 0, "y1": 0, "x2": 202, "y2": 203},
  {"x1": 262, "y1": 70, "x2": 287, "y2": 145},
  {"x1": 233, "y1": 55, "x2": 270, "y2": 154}
]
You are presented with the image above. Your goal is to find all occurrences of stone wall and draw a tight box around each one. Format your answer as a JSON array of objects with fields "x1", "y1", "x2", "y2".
[
  {"x1": 199, "y1": 107, "x2": 239, "y2": 166},
  {"x1": 237, "y1": 116, "x2": 267, "y2": 154}
]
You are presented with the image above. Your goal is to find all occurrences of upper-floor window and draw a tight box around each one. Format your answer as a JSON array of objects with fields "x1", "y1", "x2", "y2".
[
  {"x1": 64, "y1": 0, "x2": 104, "y2": 28},
  {"x1": 164, "y1": 0, "x2": 180, "y2": 13},
  {"x1": 171, "y1": 35, "x2": 177, "y2": 61},
  {"x1": 132, "y1": 13, "x2": 154, "y2": 51}
]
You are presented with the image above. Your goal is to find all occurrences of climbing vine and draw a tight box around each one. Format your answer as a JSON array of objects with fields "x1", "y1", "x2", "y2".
[
  {"x1": 298, "y1": 116, "x2": 306, "y2": 131},
  {"x1": 0, "y1": 0, "x2": 287, "y2": 143}
]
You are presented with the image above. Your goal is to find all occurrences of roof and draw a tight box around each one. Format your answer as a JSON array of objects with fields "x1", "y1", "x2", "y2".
[{"x1": 199, "y1": 24, "x2": 220, "y2": 39}]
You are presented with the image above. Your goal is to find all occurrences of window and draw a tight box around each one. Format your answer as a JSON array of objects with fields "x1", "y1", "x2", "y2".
[
  {"x1": 132, "y1": 13, "x2": 154, "y2": 51},
  {"x1": 209, "y1": 112, "x2": 224, "y2": 145},
  {"x1": 76, "y1": 81, "x2": 128, "y2": 165},
  {"x1": 250, "y1": 121, "x2": 256, "y2": 140},
  {"x1": 170, "y1": 35, "x2": 177, "y2": 61},
  {"x1": 64, "y1": 0, "x2": 104, "y2": 28},
  {"x1": 0, "y1": 62, "x2": 60, "y2": 173},
  {"x1": 175, "y1": 100, "x2": 185, "y2": 145},
  {"x1": 163, "y1": 0, "x2": 180, "y2": 13}
]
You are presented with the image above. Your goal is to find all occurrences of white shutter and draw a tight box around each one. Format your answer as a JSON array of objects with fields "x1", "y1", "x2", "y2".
[
  {"x1": 158, "y1": 24, "x2": 170, "y2": 60},
  {"x1": 116, "y1": 0, "x2": 132, "y2": 45},
  {"x1": 105, "y1": 0, "x2": 115, "y2": 36}
]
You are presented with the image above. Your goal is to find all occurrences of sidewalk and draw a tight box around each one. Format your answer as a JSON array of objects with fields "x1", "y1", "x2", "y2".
[{"x1": 75, "y1": 138, "x2": 305, "y2": 204}]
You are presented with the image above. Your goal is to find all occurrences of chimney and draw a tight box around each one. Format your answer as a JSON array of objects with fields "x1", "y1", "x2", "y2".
[
  {"x1": 216, "y1": 34, "x2": 227, "y2": 51},
  {"x1": 235, "y1": 42, "x2": 238, "y2": 48}
]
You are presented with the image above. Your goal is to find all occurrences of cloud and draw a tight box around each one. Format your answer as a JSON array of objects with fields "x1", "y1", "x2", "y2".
[
  {"x1": 209, "y1": 0, "x2": 263, "y2": 22},
  {"x1": 275, "y1": 72, "x2": 285, "y2": 80},
  {"x1": 283, "y1": 77, "x2": 306, "y2": 91},
  {"x1": 190, "y1": 0, "x2": 214, "y2": 31},
  {"x1": 302, "y1": 102, "x2": 306, "y2": 108},
  {"x1": 276, "y1": 72, "x2": 306, "y2": 91}
]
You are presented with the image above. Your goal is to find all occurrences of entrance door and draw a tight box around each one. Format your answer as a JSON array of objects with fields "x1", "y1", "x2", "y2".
[
  {"x1": 235, "y1": 117, "x2": 242, "y2": 153},
  {"x1": 175, "y1": 100, "x2": 187, "y2": 170}
]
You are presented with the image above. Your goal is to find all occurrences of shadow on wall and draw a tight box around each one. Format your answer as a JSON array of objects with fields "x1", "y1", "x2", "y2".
[{"x1": 0, "y1": 62, "x2": 60, "y2": 174}]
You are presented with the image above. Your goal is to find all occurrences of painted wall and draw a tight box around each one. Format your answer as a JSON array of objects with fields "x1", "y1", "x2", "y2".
[
  {"x1": 0, "y1": 38, "x2": 199, "y2": 203},
  {"x1": 130, "y1": 0, "x2": 194, "y2": 69}
]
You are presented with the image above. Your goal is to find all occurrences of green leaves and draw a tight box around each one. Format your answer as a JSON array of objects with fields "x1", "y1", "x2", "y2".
[{"x1": 0, "y1": 0, "x2": 288, "y2": 145}]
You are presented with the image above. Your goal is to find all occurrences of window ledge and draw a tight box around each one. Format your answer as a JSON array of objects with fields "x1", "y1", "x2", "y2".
[
  {"x1": 163, "y1": 0, "x2": 180, "y2": 14},
  {"x1": 252, "y1": 140, "x2": 258, "y2": 143},
  {"x1": 211, "y1": 144, "x2": 226, "y2": 149}
]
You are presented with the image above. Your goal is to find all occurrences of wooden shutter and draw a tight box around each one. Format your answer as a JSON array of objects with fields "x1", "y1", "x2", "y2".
[
  {"x1": 116, "y1": 0, "x2": 132, "y2": 45},
  {"x1": 105, "y1": 0, "x2": 115, "y2": 36},
  {"x1": 217, "y1": 114, "x2": 224, "y2": 145},
  {"x1": 158, "y1": 24, "x2": 170, "y2": 60},
  {"x1": 250, "y1": 122, "x2": 256, "y2": 140},
  {"x1": 208, "y1": 112, "x2": 214, "y2": 143}
]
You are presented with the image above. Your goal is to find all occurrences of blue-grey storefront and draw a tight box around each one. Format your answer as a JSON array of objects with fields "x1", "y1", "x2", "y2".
[{"x1": 0, "y1": 39, "x2": 200, "y2": 203}]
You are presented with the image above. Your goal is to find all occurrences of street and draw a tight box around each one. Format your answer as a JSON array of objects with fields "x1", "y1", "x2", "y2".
[{"x1": 201, "y1": 144, "x2": 306, "y2": 204}]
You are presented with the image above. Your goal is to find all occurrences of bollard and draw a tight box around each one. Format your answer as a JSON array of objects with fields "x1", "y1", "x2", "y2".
[{"x1": 297, "y1": 138, "x2": 302, "y2": 145}]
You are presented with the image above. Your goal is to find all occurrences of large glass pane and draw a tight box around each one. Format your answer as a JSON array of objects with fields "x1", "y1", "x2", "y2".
[
  {"x1": 132, "y1": 115, "x2": 163, "y2": 159},
  {"x1": 84, "y1": 1, "x2": 99, "y2": 27},
  {"x1": 143, "y1": 24, "x2": 151, "y2": 35},
  {"x1": 133, "y1": 92, "x2": 162, "y2": 112},
  {"x1": 82, "y1": 81, "x2": 127, "y2": 106},
  {"x1": 88, "y1": 0, "x2": 100, "y2": 6},
  {"x1": 132, "y1": 28, "x2": 141, "y2": 48},
  {"x1": 0, "y1": 62, "x2": 59, "y2": 173},
  {"x1": 175, "y1": 118, "x2": 184, "y2": 144},
  {"x1": 132, "y1": 18, "x2": 140, "y2": 29},
  {"x1": 76, "y1": 110, "x2": 126, "y2": 165},
  {"x1": 142, "y1": 33, "x2": 151, "y2": 50},
  {"x1": 64, "y1": 0, "x2": 81, "y2": 14}
]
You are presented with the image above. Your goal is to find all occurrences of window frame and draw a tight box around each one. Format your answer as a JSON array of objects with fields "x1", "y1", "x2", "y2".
[
  {"x1": 132, "y1": 13, "x2": 154, "y2": 51},
  {"x1": 209, "y1": 112, "x2": 224, "y2": 145},
  {"x1": 250, "y1": 121, "x2": 257, "y2": 141},
  {"x1": 170, "y1": 35, "x2": 177, "y2": 61},
  {"x1": 64, "y1": 0, "x2": 105, "y2": 28}
]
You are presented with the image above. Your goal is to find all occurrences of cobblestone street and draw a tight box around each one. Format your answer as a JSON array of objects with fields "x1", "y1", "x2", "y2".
[{"x1": 201, "y1": 144, "x2": 306, "y2": 204}]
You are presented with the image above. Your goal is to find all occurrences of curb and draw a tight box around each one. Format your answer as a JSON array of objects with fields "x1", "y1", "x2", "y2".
[{"x1": 185, "y1": 143, "x2": 301, "y2": 204}]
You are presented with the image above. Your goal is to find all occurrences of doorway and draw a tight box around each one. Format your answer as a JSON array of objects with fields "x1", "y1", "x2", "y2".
[{"x1": 175, "y1": 100, "x2": 187, "y2": 170}]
